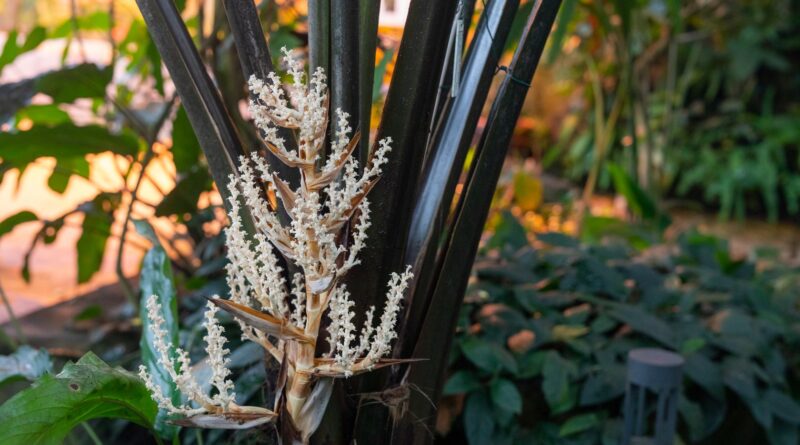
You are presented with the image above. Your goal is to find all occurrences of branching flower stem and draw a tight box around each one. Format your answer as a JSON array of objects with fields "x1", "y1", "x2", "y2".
[{"x1": 139, "y1": 49, "x2": 413, "y2": 442}]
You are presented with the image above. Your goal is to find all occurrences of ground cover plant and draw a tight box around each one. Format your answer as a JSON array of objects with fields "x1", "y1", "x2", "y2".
[{"x1": 440, "y1": 212, "x2": 800, "y2": 445}]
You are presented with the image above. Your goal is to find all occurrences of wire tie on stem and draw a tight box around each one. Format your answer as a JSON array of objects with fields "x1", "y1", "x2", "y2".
[{"x1": 495, "y1": 65, "x2": 531, "y2": 88}]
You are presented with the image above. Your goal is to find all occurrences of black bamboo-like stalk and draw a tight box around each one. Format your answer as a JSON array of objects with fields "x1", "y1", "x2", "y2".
[
  {"x1": 346, "y1": 2, "x2": 459, "y2": 443},
  {"x1": 357, "y1": 1, "x2": 381, "y2": 165},
  {"x1": 308, "y1": 0, "x2": 330, "y2": 76},
  {"x1": 308, "y1": 0, "x2": 332, "y2": 170},
  {"x1": 346, "y1": 0, "x2": 458, "y2": 329},
  {"x1": 221, "y1": 0, "x2": 298, "y2": 186},
  {"x1": 330, "y1": 0, "x2": 360, "y2": 163},
  {"x1": 426, "y1": 0, "x2": 478, "y2": 149},
  {"x1": 395, "y1": 0, "x2": 521, "y2": 364},
  {"x1": 134, "y1": 0, "x2": 256, "y2": 233},
  {"x1": 312, "y1": 3, "x2": 368, "y2": 444},
  {"x1": 402, "y1": 3, "x2": 562, "y2": 442}
]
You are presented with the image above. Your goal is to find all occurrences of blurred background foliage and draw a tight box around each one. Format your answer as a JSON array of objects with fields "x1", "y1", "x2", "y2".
[
  {"x1": 538, "y1": 0, "x2": 800, "y2": 221},
  {"x1": 0, "y1": 0, "x2": 798, "y2": 444}
]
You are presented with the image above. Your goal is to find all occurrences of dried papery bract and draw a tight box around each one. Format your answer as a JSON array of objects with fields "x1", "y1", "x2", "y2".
[{"x1": 139, "y1": 48, "x2": 413, "y2": 443}]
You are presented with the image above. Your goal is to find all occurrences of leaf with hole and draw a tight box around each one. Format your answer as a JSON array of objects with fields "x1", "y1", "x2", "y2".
[{"x1": 0, "y1": 352, "x2": 156, "y2": 445}]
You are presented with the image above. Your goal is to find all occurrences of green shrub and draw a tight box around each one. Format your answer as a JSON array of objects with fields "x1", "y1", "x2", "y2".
[{"x1": 441, "y1": 214, "x2": 800, "y2": 445}]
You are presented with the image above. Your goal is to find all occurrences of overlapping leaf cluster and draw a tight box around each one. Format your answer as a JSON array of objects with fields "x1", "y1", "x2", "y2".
[{"x1": 444, "y1": 213, "x2": 800, "y2": 445}]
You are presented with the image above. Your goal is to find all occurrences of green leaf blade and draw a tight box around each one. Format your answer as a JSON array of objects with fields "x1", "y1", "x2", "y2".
[
  {"x1": 0, "y1": 352, "x2": 156, "y2": 445},
  {"x1": 0, "y1": 211, "x2": 38, "y2": 237},
  {"x1": 490, "y1": 378, "x2": 522, "y2": 415},
  {"x1": 76, "y1": 211, "x2": 112, "y2": 284},
  {"x1": 138, "y1": 239, "x2": 181, "y2": 439}
]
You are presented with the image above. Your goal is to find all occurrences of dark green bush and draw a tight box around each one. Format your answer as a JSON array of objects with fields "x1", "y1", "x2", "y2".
[{"x1": 440, "y1": 213, "x2": 800, "y2": 445}]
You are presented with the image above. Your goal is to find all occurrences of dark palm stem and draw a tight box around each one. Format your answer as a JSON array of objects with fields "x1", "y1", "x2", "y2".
[
  {"x1": 401, "y1": 3, "x2": 562, "y2": 443},
  {"x1": 395, "y1": 0, "x2": 521, "y2": 365}
]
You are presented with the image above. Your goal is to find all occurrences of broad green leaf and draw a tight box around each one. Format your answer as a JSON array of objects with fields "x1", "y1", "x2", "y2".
[
  {"x1": 35, "y1": 64, "x2": 112, "y2": 104},
  {"x1": 47, "y1": 157, "x2": 90, "y2": 194},
  {"x1": 155, "y1": 168, "x2": 211, "y2": 217},
  {"x1": 51, "y1": 11, "x2": 111, "y2": 38},
  {"x1": 146, "y1": 41, "x2": 165, "y2": 94},
  {"x1": 132, "y1": 218, "x2": 160, "y2": 245},
  {"x1": 580, "y1": 215, "x2": 656, "y2": 250},
  {"x1": 518, "y1": 350, "x2": 546, "y2": 378},
  {"x1": 0, "y1": 30, "x2": 20, "y2": 71},
  {"x1": 0, "y1": 211, "x2": 37, "y2": 237},
  {"x1": 3, "y1": 64, "x2": 113, "y2": 120},
  {"x1": 0, "y1": 352, "x2": 156, "y2": 445},
  {"x1": 15, "y1": 105, "x2": 70, "y2": 125},
  {"x1": 0, "y1": 123, "x2": 140, "y2": 168},
  {"x1": 607, "y1": 162, "x2": 670, "y2": 229},
  {"x1": 443, "y1": 370, "x2": 482, "y2": 395},
  {"x1": 607, "y1": 304, "x2": 677, "y2": 348},
  {"x1": 536, "y1": 231, "x2": 579, "y2": 248},
  {"x1": 487, "y1": 211, "x2": 528, "y2": 250},
  {"x1": 679, "y1": 397, "x2": 706, "y2": 441},
  {"x1": 171, "y1": 106, "x2": 201, "y2": 174},
  {"x1": 139, "y1": 242, "x2": 180, "y2": 439},
  {"x1": 0, "y1": 346, "x2": 52, "y2": 386},
  {"x1": 579, "y1": 365, "x2": 625, "y2": 406},
  {"x1": 552, "y1": 324, "x2": 589, "y2": 341},
  {"x1": 76, "y1": 211, "x2": 112, "y2": 283},
  {"x1": 542, "y1": 350, "x2": 576, "y2": 413},
  {"x1": 464, "y1": 391, "x2": 495, "y2": 445},
  {"x1": 461, "y1": 337, "x2": 519, "y2": 375},
  {"x1": 684, "y1": 353, "x2": 725, "y2": 399},
  {"x1": 227, "y1": 342, "x2": 264, "y2": 369},
  {"x1": 559, "y1": 413, "x2": 601, "y2": 437},
  {"x1": 268, "y1": 26, "x2": 303, "y2": 60},
  {"x1": 513, "y1": 172, "x2": 542, "y2": 211},
  {"x1": 0, "y1": 27, "x2": 46, "y2": 72},
  {"x1": 560, "y1": 255, "x2": 627, "y2": 299},
  {"x1": 722, "y1": 357, "x2": 757, "y2": 402},
  {"x1": 764, "y1": 388, "x2": 800, "y2": 424},
  {"x1": 490, "y1": 379, "x2": 522, "y2": 414}
]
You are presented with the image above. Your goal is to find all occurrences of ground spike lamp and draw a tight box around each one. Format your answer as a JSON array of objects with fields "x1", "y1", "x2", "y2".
[{"x1": 622, "y1": 348, "x2": 684, "y2": 445}]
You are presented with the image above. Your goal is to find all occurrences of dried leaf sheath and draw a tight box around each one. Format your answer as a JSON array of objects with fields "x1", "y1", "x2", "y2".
[{"x1": 138, "y1": 49, "x2": 413, "y2": 443}]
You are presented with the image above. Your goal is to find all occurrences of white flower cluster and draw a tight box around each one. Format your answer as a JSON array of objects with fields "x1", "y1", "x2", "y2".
[
  {"x1": 138, "y1": 295, "x2": 235, "y2": 415},
  {"x1": 325, "y1": 266, "x2": 413, "y2": 375},
  {"x1": 140, "y1": 48, "x2": 413, "y2": 433}
]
